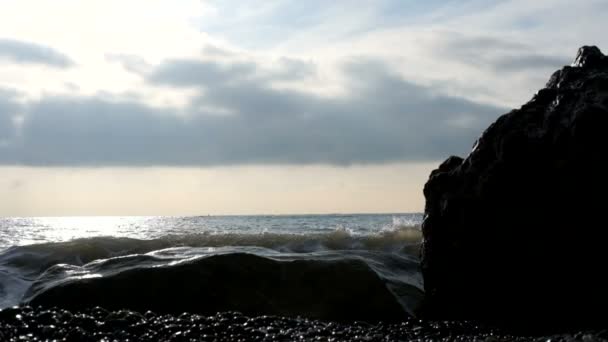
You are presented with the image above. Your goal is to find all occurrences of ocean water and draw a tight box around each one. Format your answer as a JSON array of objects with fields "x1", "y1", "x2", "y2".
[{"x1": 0, "y1": 214, "x2": 424, "y2": 317}]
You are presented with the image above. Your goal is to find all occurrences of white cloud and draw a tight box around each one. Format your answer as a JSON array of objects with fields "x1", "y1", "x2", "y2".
[
  {"x1": 0, "y1": 0, "x2": 606, "y2": 165},
  {"x1": 0, "y1": 0, "x2": 219, "y2": 103},
  {"x1": 0, "y1": 0, "x2": 606, "y2": 215},
  {"x1": 0, "y1": 0, "x2": 605, "y2": 106}
]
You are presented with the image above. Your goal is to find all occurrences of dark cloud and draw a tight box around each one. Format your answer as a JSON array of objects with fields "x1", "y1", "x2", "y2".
[
  {"x1": 271, "y1": 57, "x2": 317, "y2": 80},
  {"x1": 149, "y1": 59, "x2": 257, "y2": 86},
  {"x1": 0, "y1": 39, "x2": 73, "y2": 68},
  {"x1": 436, "y1": 33, "x2": 569, "y2": 71},
  {"x1": 0, "y1": 89, "x2": 21, "y2": 141},
  {"x1": 491, "y1": 54, "x2": 570, "y2": 71},
  {"x1": 146, "y1": 56, "x2": 315, "y2": 86},
  {"x1": 0, "y1": 57, "x2": 507, "y2": 166}
]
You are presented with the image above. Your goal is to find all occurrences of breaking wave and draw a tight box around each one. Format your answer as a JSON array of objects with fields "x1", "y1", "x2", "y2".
[{"x1": 0, "y1": 224, "x2": 422, "y2": 311}]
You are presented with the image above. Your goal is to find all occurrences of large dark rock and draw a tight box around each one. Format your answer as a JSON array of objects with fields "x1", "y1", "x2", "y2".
[
  {"x1": 421, "y1": 46, "x2": 608, "y2": 330},
  {"x1": 24, "y1": 252, "x2": 409, "y2": 322}
]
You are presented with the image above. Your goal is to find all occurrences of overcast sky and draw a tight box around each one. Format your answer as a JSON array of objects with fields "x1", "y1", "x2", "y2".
[{"x1": 0, "y1": 0, "x2": 606, "y2": 216}]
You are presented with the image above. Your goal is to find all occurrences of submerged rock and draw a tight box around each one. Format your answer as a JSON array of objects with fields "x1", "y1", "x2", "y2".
[
  {"x1": 421, "y1": 46, "x2": 608, "y2": 330},
  {"x1": 23, "y1": 252, "x2": 409, "y2": 322}
]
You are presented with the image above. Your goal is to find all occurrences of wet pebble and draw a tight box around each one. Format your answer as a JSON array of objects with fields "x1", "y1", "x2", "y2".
[{"x1": 0, "y1": 306, "x2": 606, "y2": 341}]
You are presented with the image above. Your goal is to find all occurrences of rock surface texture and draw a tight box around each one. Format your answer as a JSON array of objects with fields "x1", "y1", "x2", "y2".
[{"x1": 421, "y1": 46, "x2": 608, "y2": 330}]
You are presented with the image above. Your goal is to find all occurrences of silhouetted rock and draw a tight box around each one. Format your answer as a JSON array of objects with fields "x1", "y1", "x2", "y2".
[
  {"x1": 421, "y1": 46, "x2": 608, "y2": 330},
  {"x1": 24, "y1": 252, "x2": 408, "y2": 322}
]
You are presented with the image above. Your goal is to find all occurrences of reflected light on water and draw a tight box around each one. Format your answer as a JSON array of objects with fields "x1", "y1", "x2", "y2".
[
  {"x1": 13, "y1": 216, "x2": 149, "y2": 246},
  {"x1": 0, "y1": 214, "x2": 423, "y2": 249}
]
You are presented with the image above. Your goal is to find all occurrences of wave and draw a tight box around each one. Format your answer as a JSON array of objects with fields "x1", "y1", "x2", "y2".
[
  {"x1": 0, "y1": 225, "x2": 422, "y2": 311},
  {"x1": 24, "y1": 246, "x2": 423, "y2": 319},
  {"x1": 22, "y1": 249, "x2": 423, "y2": 321},
  {"x1": 0, "y1": 223, "x2": 422, "y2": 270}
]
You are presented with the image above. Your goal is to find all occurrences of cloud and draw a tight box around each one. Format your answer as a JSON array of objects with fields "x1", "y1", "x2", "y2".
[
  {"x1": 149, "y1": 59, "x2": 257, "y2": 87},
  {"x1": 431, "y1": 32, "x2": 570, "y2": 72},
  {"x1": 491, "y1": 54, "x2": 570, "y2": 71},
  {"x1": 0, "y1": 89, "x2": 22, "y2": 142},
  {"x1": 145, "y1": 56, "x2": 316, "y2": 87},
  {"x1": 0, "y1": 58, "x2": 507, "y2": 166},
  {"x1": 105, "y1": 54, "x2": 151, "y2": 74},
  {"x1": 2, "y1": 0, "x2": 599, "y2": 167},
  {"x1": 271, "y1": 57, "x2": 317, "y2": 80},
  {"x1": 202, "y1": 45, "x2": 234, "y2": 57},
  {"x1": 0, "y1": 39, "x2": 73, "y2": 68}
]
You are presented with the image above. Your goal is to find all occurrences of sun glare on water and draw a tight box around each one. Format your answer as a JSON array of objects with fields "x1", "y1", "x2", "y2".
[{"x1": 32, "y1": 216, "x2": 145, "y2": 243}]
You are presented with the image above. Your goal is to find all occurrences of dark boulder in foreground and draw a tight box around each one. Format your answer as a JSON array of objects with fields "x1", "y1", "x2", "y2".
[
  {"x1": 23, "y1": 252, "x2": 407, "y2": 322},
  {"x1": 421, "y1": 46, "x2": 608, "y2": 330}
]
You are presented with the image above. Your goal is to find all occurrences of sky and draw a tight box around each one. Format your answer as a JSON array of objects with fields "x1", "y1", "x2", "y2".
[{"x1": 0, "y1": 0, "x2": 606, "y2": 216}]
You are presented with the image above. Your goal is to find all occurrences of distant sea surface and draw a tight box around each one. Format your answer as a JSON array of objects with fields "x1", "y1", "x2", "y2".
[{"x1": 0, "y1": 214, "x2": 424, "y2": 314}]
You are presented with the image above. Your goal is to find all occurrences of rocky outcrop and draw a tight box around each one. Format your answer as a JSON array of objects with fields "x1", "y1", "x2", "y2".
[{"x1": 421, "y1": 46, "x2": 608, "y2": 330}]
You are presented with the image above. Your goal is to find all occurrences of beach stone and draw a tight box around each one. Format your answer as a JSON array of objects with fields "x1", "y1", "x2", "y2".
[{"x1": 421, "y1": 46, "x2": 608, "y2": 329}]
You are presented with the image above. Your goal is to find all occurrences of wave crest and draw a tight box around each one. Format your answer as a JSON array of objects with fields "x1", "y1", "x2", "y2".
[{"x1": 0, "y1": 225, "x2": 421, "y2": 308}]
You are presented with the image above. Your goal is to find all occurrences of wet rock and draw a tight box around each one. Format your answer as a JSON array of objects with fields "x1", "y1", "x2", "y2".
[
  {"x1": 24, "y1": 252, "x2": 407, "y2": 322},
  {"x1": 421, "y1": 46, "x2": 608, "y2": 330}
]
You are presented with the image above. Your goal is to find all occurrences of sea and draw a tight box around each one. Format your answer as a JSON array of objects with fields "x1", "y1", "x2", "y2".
[{"x1": 0, "y1": 214, "x2": 424, "y2": 317}]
